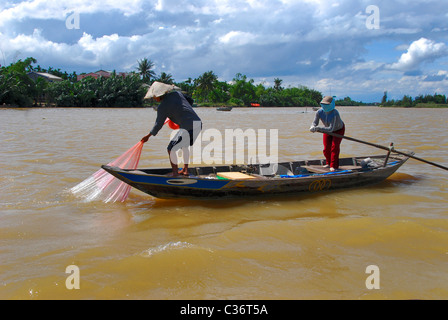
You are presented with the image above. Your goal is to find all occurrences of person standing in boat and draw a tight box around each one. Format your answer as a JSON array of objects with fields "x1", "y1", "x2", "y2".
[
  {"x1": 141, "y1": 81, "x2": 202, "y2": 176},
  {"x1": 309, "y1": 96, "x2": 345, "y2": 171}
]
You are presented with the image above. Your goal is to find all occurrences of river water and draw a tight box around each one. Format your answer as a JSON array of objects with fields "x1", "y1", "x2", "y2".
[{"x1": 1, "y1": 106, "x2": 447, "y2": 300}]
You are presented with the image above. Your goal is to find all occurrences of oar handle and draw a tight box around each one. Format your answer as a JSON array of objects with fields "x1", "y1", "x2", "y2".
[{"x1": 324, "y1": 131, "x2": 448, "y2": 171}]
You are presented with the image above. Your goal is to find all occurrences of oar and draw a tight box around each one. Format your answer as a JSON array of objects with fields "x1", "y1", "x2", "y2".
[{"x1": 323, "y1": 131, "x2": 448, "y2": 171}]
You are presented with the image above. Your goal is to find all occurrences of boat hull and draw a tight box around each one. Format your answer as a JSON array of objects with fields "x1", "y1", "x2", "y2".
[
  {"x1": 217, "y1": 106, "x2": 233, "y2": 111},
  {"x1": 101, "y1": 154, "x2": 410, "y2": 200}
]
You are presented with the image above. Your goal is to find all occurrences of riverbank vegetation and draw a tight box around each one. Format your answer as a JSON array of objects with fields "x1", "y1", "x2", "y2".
[
  {"x1": 1, "y1": 57, "x2": 445, "y2": 109},
  {"x1": 334, "y1": 96, "x2": 376, "y2": 106},
  {"x1": 0, "y1": 57, "x2": 324, "y2": 108},
  {"x1": 380, "y1": 91, "x2": 447, "y2": 108}
]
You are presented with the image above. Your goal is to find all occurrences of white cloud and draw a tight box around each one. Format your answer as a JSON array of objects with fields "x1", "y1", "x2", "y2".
[
  {"x1": 219, "y1": 31, "x2": 254, "y2": 46},
  {"x1": 0, "y1": 28, "x2": 152, "y2": 69},
  {"x1": 153, "y1": 0, "x2": 245, "y2": 15},
  {"x1": 351, "y1": 60, "x2": 384, "y2": 72},
  {"x1": 0, "y1": 0, "x2": 144, "y2": 26},
  {"x1": 389, "y1": 38, "x2": 448, "y2": 72},
  {"x1": 1, "y1": 0, "x2": 448, "y2": 101}
]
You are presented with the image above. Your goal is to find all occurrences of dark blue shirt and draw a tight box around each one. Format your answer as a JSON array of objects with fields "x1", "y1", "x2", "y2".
[{"x1": 150, "y1": 91, "x2": 201, "y2": 136}]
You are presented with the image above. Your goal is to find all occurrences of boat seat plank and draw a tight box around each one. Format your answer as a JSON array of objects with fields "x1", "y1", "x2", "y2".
[
  {"x1": 303, "y1": 165, "x2": 362, "y2": 173},
  {"x1": 339, "y1": 165, "x2": 362, "y2": 170},
  {"x1": 217, "y1": 172, "x2": 258, "y2": 180},
  {"x1": 302, "y1": 165, "x2": 330, "y2": 173}
]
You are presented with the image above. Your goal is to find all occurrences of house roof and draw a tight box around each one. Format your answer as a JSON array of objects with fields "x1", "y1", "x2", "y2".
[{"x1": 95, "y1": 70, "x2": 112, "y2": 74}]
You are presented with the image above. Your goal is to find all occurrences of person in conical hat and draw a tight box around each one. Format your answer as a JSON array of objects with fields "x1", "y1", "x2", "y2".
[
  {"x1": 144, "y1": 81, "x2": 181, "y2": 99},
  {"x1": 309, "y1": 96, "x2": 345, "y2": 171},
  {"x1": 141, "y1": 82, "x2": 202, "y2": 176}
]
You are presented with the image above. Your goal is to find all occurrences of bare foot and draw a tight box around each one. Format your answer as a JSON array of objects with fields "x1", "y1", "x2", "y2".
[{"x1": 179, "y1": 168, "x2": 189, "y2": 176}]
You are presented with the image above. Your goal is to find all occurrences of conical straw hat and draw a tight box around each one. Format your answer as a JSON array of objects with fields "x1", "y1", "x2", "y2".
[{"x1": 144, "y1": 81, "x2": 181, "y2": 99}]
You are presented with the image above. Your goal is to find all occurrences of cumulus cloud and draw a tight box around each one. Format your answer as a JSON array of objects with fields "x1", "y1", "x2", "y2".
[
  {"x1": 423, "y1": 70, "x2": 448, "y2": 82},
  {"x1": 0, "y1": 0, "x2": 144, "y2": 25},
  {"x1": 219, "y1": 31, "x2": 255, "y2": 46},
  {"x1": 1, "y1": 0, "x2": 448, "y2": 101},
  {"x1": 389, "y1": 38, "x2": 448, "y2": 72}
]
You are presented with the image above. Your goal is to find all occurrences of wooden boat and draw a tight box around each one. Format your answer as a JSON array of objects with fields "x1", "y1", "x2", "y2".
[
  {"x1": 101, "y1": 153, "x2": 411, "y2": 200},
  {"x1": 217, "y1": 106, "x2": 233, "y2": 111}
]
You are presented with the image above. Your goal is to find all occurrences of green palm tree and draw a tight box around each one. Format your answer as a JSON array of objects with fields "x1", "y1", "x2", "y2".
[
  {"x1": 274, "y1": 78, "x2": 283, "y2": 91},
  {"x1": 0, "y1": 57, "x2": 36, "y2": 107},
  {"x1": 194, "y1": 71, "x2": 217, "y2": 102},
  {"x1": 155, "y1": 72, "x2": 174, "y2": 84},
  {"x1": 136, "y1": 58, "x2": 156, "y2": 83}
]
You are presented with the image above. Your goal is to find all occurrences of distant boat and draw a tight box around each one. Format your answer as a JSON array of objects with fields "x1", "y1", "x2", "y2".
[{"x1": 217, "y1": 106, "x2": 233, "y2": 111}]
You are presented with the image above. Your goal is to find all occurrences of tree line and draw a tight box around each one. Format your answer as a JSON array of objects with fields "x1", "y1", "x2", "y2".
[
  {"x1": 380, "y1": 91, "x2": 447, "y2": 108},
  {"x1": 334, "y1": 96, "x2": 375, "y2": 106},
  {"x1": 0, "y1": 57, "x2": 324, "y2": 108}
]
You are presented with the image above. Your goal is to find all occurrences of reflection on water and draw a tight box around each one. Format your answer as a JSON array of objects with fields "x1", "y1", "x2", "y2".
[{"x1": 1, "y1": 107, "x2": 448, "y2": 300}]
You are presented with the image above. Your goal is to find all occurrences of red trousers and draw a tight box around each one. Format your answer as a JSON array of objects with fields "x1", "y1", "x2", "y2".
[{"x1": 323, "y1": 126, "x2": 345, "y2": 169}]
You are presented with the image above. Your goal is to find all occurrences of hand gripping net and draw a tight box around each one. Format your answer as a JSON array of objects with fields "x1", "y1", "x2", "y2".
[{"x1": 71, "y1": 141, "x2": 144, "y2": 203}]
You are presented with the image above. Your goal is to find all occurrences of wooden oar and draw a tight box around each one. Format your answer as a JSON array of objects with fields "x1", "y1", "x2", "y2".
[{"x1": 324, "y1": 131, "x2": 448, "y2": 171}]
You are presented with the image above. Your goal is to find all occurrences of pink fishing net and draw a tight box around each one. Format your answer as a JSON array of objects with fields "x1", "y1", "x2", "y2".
[{"x1": 71, "y1": 141, "x2": 144, "y2": 203}]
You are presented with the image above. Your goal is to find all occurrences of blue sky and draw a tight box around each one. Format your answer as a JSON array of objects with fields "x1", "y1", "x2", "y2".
[{"x1": 1, "y1": 0, "x2": 447, "y2": 102}]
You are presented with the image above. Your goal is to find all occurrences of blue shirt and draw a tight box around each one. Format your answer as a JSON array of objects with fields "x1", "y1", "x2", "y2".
[
  {"x1": 150, "y1": 91, "x2": 201, "y2": 136},
  {"x1": 312, "y1": 108, "x2": 345, "y2": 133}
]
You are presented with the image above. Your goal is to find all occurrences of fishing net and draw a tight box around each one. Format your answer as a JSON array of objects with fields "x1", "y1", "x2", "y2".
[{"x1": 71, "y1": 141, "x2": 144, "y2": 203}]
